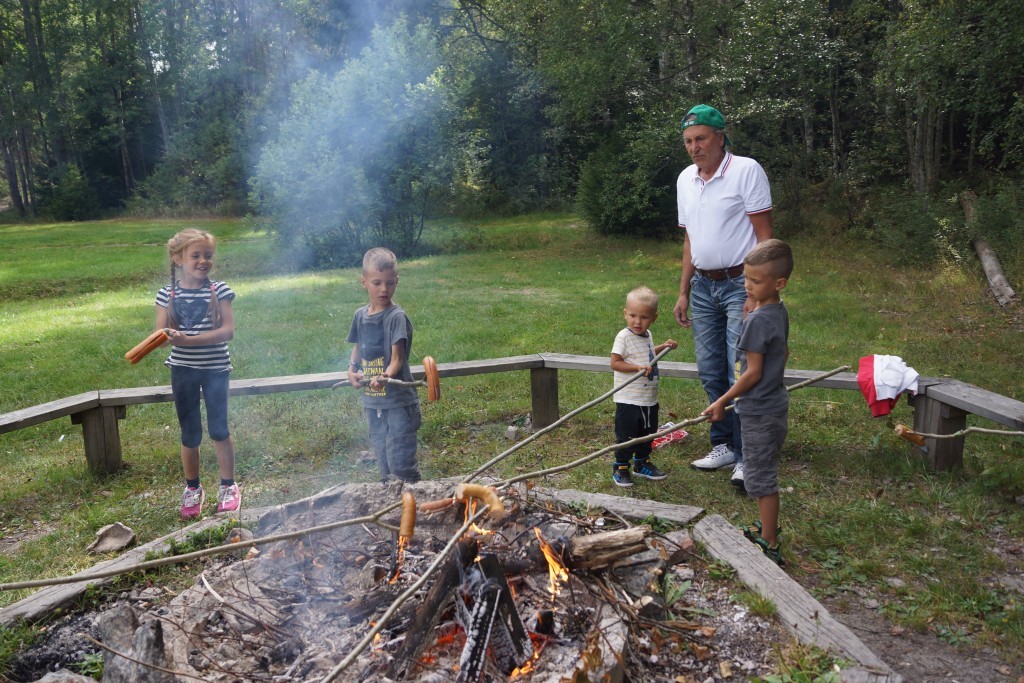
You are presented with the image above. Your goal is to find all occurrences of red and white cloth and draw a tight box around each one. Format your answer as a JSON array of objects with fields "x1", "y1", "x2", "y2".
[{"x1": 857, "y1": 355, "x2": 919, "y2": 417}]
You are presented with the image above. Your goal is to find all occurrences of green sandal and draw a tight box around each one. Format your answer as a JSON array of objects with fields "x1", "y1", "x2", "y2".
[
  {"x1": 742, "y1": 520, "x2": 782, "y2": 543},
  {"x1": 752, "y1": 535, "x2": 786, "y2": 567}
]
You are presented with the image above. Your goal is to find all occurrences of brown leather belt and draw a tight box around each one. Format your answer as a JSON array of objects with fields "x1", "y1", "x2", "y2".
[{"x1": 695, "y1": 264, "x2": 744, "y2": 281}]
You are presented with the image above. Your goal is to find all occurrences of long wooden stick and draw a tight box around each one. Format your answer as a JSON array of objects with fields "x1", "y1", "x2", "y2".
[
  {"x1": 896, "y1": 423, "x2": 1024, "y2": 443},
  {"x1": 495, "y1": 365, "x2": 851, "y2": 489},
  {"x1": 321, "y1": 505, "x2": 490, "y2": 682},
  {"x1": 464, "y1": 346, "x2": 675, "y2": 482},
  {"x1": 0, "y1": 501, "x2": 403, "y2": 592}
]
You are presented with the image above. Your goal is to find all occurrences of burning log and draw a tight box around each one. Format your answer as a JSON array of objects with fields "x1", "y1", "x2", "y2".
[
  {"x1": 385, "y1": 538, "x2": 479, "y2": 679},
  {"x1": 455, "y1": 553, "x2": 534, "y2": 681},
  {"x1": 503, "y1": 526, "x2": 652, "y2": 576},
  {"x1": 567, "y1": 525, "x2": 650, "y2": 570}
]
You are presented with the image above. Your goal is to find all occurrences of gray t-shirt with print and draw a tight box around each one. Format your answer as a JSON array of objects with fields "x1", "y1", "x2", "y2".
[{"x1": 347, "y1": 304, "x2": 418, "y2": 409}]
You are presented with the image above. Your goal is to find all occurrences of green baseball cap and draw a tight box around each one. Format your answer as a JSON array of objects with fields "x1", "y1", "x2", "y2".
[{"x1": 681, "y1": 104, "x2": 732, "y2": 146}]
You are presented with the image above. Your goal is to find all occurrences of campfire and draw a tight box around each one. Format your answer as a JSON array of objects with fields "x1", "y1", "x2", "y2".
[{"x1": 90, "y1": 478, "x2": 699, "y2": 682}]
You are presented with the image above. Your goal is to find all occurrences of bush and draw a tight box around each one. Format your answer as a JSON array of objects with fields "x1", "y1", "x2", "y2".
[
  {"x1": 38, "y1": 166, "x2": 102, "y2": 221},
  {"x1": 848, "y1": 187, "x2": 962, "y2": 265},
  {"x1": 576, "y1": 138, "x2": 674, "y2": 237}
]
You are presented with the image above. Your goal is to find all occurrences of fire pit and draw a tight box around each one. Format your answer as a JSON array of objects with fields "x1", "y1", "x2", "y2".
[{"x1": 86, "y1": 478, "x2": 717, "y2": 682}]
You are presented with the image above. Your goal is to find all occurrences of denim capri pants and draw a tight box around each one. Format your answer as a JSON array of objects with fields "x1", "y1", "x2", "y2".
[{"x1": 170, "y1": 366, "x2": 231, "y2": 448}]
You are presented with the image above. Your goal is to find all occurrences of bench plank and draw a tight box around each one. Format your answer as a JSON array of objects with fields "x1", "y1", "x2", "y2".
[
  {"x1": 539, "y1": 353, "x2": 860, "y2": 390},
  {"x1": 528, "y1": 486, "x2": 703, "y2": 526},
  {"x1": 0, "y1": 392, "x2": 99, "y2": 435},
  {"x1": 918, "y1": 378, "x2": 1024, "y2": 430},
  {"x1": 90, "y1": 357, "x2": 548, "y2": 407}
]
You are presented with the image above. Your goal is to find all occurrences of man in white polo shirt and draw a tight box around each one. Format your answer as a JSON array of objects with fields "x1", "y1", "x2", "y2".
[{"x1": 672, "y1": 104, "x2": 774, "y2": 489}]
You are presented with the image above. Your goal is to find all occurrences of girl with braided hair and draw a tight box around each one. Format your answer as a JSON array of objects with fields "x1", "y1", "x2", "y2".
[{"x1": 154, "y1": 228, "x2": 240, "y2": 519}]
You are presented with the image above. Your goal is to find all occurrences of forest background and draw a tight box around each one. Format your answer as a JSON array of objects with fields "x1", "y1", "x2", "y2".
[{"x1": 3, "y1": 0, "x2": 1024, "y2": 267}]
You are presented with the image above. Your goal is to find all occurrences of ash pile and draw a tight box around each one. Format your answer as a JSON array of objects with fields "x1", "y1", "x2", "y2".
[{"x1": 73, "y1": 479, "x2": 772, "y2": 682}]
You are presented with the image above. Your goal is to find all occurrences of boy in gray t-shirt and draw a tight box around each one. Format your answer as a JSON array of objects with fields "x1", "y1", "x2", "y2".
[
  {"x1": 702, "y1": 239, "x2": 792, "y2": 566},
  {"x1": 346, "y1": 248, "x2": 422, "y2": 483}
]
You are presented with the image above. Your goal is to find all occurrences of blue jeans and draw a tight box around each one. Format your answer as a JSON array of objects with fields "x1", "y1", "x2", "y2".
[{"x1": 690, "y1": 273, "x2": 746, "y2": 463}]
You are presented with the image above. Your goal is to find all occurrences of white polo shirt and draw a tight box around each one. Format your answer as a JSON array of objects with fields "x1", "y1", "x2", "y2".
[{"x1": 676, "y1": 151, "x2": 773, "y2": 270}]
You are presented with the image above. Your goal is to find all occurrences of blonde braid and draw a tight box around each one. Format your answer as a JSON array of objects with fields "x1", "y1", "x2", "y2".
[
  {"x1": 207, "y1": 282, "x2": 222, "y2": 330},
  {"x1": 167, "y1": 260, "x2": 179, "y2": 330}
]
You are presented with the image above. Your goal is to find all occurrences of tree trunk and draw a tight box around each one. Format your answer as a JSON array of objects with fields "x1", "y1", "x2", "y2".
[
  {"x1": 961, "y1": 190, "x2": 1018, "y2": 307},
  {"x1": 829, "y1": 71, "x2": 842, "y2": 176},
  {"x1": 684, "y1": 0, "x2": 698, "y2": 82},
  {"x1": 967, "y1": 109, "x2": 979, "y2": 176},
  {"x1": 2, "y1": 136, "x2": 26, "y2": 216},
  {"x1": 115, "y1": 86, "x2": 135, "y2": 193},
  {"x1": 19, "y1": 0, "x2": 63, "y2": 169},
  {"x1": 132, "y1": 0, "x2": 171, "y2": 153},
  {"x1": 16, "y1": 125, "x2": 34, "y2": 214},
  {"x1": 904, "y1": 91, "x2": 941, "y2": 194}
]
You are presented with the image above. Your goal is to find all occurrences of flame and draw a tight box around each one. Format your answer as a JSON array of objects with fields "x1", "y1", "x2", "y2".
[
  {"x1": 534, "y1": 528, "x2": 568, "y2": 600},
  {"x1": 511, "y1": 633, "x2": 549, "y2": 678},
  {"x1": 510, "y1": 653, "x2": 539, "y2": 678},
  {"x1": 463, "y1": 499, "x2": 494, "y2": 536},
  {"x1": 390, "y1": 535, "x2": 409, "y2": 584}
]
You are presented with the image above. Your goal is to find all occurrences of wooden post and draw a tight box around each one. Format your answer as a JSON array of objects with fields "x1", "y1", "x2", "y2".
[
  {"x1": 912, "y1": 394, "x2": 966, "y2": 471},
  {"x1": 530, "y1": 367, "x2": 559, "y2": 428},
  {"x1": 71, "y1": 406, "x2": 126, "y2": 474}
]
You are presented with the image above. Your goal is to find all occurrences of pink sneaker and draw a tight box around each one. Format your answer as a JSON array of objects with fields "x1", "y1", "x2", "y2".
[
  {"x1": 180, "y1": 485, "x2": 205, "y2": 520},
  {"x1": 216, "y1": 483, "x2": 241, "y2": 514}
]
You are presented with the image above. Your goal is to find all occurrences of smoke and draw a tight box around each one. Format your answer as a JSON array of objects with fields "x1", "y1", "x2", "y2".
[{"x1": 250, "y1": 1, "x2": 451, "y2": 269}]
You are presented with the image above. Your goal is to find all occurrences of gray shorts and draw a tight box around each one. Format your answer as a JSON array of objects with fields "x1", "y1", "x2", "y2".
[
  {"x1": 366, "y1": 403, "x2": 422, "y2": 482},
  {"x1": 739, "y1": 411, "x2": 788, "y2": 499}
]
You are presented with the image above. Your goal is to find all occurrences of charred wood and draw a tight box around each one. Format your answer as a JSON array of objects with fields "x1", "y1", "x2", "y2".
[{"x1": 386, "y1": 538, "x2": 478, "y2": 679}]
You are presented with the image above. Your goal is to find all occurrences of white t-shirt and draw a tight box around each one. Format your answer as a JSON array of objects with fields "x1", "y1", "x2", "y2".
[
  {"x1": 612, "y1": 328, "x2": 659, "y2": 407},
  {"x1": 676, "y1": 151, "x2": 773, "y2": 270}
]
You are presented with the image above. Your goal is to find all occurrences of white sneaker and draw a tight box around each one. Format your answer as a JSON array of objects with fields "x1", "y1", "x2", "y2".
[
  {"x1": 730, "y1": 462, "x2": 745, "y2": 488},
  {"x1": 691, "y1": 444, "x2": 735, "y2": 471}
]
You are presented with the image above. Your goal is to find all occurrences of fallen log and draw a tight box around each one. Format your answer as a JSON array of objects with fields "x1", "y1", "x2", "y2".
[{"x1": 961, "y1": 190, "x2": 1018, "y2": 307}]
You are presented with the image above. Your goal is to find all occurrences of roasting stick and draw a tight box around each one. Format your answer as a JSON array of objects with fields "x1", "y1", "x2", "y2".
[
  {"x1": 321, "y1": 505, "x2": 491, "y2": 683},
  {"x1": 463, "y1": 346, "x2": 675, "y2": 483},
  {"x1": 492, "y1": 365, "x2": 851, "y2": 489},
  {"x1": 0, "y1": 501, "x2": 404, "y2": 593},
  {"x1": 896, "y1": 423, "x2": 1024, "y2": 444},
  {"x1": 894, "y1": 423, "x2": 1024, "y2": 453}
]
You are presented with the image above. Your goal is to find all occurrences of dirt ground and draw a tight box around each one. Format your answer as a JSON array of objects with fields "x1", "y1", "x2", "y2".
[{"x1": 824, "y1": 600, "x2": 1021, "y2": 683}]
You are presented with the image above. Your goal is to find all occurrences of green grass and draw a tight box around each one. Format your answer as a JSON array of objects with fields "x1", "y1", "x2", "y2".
[{"x1": 1, "y1": 213, "x2": 1023, "y2": 674}]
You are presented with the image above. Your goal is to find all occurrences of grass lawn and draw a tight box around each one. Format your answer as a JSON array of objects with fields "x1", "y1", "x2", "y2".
[{"x1": 1, "y1": 213, "x2": 1023, "y2": 670}]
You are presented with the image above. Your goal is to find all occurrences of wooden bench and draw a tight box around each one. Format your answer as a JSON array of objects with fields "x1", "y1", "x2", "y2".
[
  {"x1": 0, "y1": 356, "x2": 547, "y2": 474},
  {"x1": 2, "y1": 354, "x2": 1021, "y2": 474},
  {"x1": 912, "y1": 378, "x2": 1024, "y2": 470},
  {"x1": 539, "y1": 354, "x2": 1024, "y2": 471}
]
